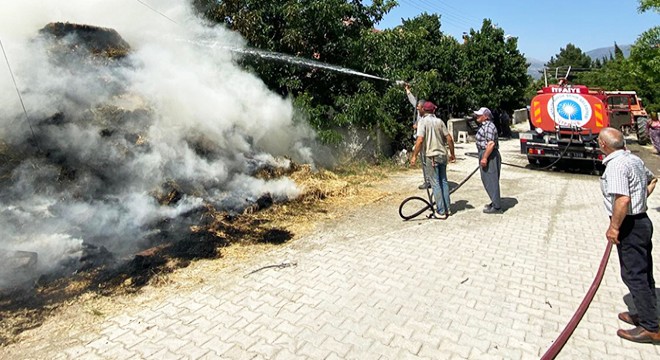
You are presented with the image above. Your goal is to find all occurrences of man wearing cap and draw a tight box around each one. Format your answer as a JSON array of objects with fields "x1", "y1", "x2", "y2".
[
  {"x1": 474, "y1": 107, "x2": 502, "y2": 214},
  {"x1": 405, "y1": 83, "x2": 431, "y2": 190},
  {"x1": 598, "y1": 127, "x2": 660, "y2": 344},
  {"x1": 410, "y1": 101, "x2": 456, "y2": 217}
]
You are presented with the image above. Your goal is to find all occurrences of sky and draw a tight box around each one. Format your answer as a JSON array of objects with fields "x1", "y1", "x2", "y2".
[{"x1": 373, "y1": 0, "x2": 659, "y2": 61}]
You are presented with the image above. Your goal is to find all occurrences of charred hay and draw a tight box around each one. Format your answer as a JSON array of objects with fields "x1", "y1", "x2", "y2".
[{"x1": 39, "y1": 22, "x2": 131, "y2": 60}]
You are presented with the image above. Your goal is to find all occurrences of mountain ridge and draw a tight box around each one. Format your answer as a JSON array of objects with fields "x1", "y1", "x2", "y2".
[{"x1": 526, "y1": 44, "x2": 632, "y2": 79}]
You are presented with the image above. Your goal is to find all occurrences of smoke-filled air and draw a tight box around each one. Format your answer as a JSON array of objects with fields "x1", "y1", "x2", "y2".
[{"x1": 0, "y1": 0, "x2": 319, "y2": 288}]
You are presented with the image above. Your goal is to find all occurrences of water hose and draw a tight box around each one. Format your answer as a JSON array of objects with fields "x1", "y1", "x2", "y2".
[
  {"x1": 464, "y1": 130, "x2": 577, "y2": 170},
  {"x1": 540, "y1": 242, "x2": 613, "y2": 359},
  {"x1": 450, "y1": 166, "x2": 480, "y2": 195},
  {"x1": 533, "y1": 130, "x2": 576, "y2": 170},
  {"x1": 464, "y1": 133, "x2": 575, "y2": 170},
  {"x1": 459, "y1": 144, "x2": 613, "y2": 359}
]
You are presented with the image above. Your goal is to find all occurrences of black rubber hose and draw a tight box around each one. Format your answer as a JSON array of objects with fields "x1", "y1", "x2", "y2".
[
  {"x1": 465, "y1": 131, "x2": 576, "y2": 170},
  {"x1": 449, "y1": 166, "x2": 480, "y2": 195},
  {"x1": 533, "y1": 130, "x2": 576, "y2": 170}
]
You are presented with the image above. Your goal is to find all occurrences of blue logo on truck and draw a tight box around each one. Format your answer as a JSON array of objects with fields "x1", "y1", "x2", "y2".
[
  {"x1": 547, "y1": 94, "x2": 592, "y2": 127},
  {"x1": 557, "y1": 99, "x2": 583, "y2": 121}
]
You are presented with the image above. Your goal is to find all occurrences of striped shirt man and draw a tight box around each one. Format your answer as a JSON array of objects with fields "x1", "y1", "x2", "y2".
[
  {"x1": 600, "y1": 150, "x2": 654, "y2": 216},
  {"x1": 599, "y1": 127, "x2": 660, "y2": 342},
  {"x1": 475, "y1": 121, "x2": 498, "y2": 151}
]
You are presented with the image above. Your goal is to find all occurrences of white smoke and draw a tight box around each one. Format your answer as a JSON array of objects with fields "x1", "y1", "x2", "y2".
[{"x1": 0, "y1": 0, "x2": 318, "y2": 288}]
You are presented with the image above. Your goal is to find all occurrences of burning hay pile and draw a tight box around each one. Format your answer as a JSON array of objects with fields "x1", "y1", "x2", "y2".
[
  {"x1": 40, "y1": 22, "x2": 131, "y2": 60},
  {"x1": 0, "y1": 20, "x2": 394, "y2": 345},
  {"x1": 0, "y1": 21, "x2": 308, "y2": 286}
]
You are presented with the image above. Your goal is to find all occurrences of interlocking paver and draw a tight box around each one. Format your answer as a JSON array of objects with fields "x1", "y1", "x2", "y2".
[
  {"x1": 198, "y1": 336, "x2": 234, "y2": 356},
  {"x1": 128, "y1": 340, "x2": 164, "y2": 357},
  {"x1": 4, "y1": 138, "x2": 660, "y2": 359},
  {"x1": 298, "y1": 341, "x2": 333, "y2": 359},
  {"x1": 151, "y1": 348, "x2": 184, "y2": 360},
  {"x1": 62, "y1": 345, "x2": 101, "y2": 359}
]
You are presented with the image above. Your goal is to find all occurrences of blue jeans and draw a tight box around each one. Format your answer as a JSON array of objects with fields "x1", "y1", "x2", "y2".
[
  {"x1": 421, "y1": 153, "x2": 431, "y2": 184},
  {"x1": 429, "y1": 159, "x2": 450, "y2": 214}
]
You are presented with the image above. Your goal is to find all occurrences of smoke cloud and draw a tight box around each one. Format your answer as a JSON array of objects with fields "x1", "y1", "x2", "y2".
[{"x1": 0, "y1": 0, "x2": 318, "y2": 288}]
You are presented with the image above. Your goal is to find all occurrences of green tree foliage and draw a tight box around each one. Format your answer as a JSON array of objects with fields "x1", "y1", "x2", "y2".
[
  {"x1": 359, "y1": 14, "x2": 467, "y2": 113},
  {"x1": 544, "y1": 43, "x2": 592, "y2": 82},
  {"x1": 524, "y1": 77, "x2": 545, "y2": 103},
  {"x1": 639, "y1": 0, "x2": 660, "y2": 12},
  {"x1": 461, "y1": 20, "x2": 529, "y2": 113},
  {"x1": 191, "y1": 1, "x2": 530, "y2": 149},
  {"x1": 191, "y1": 0, "x2": 398, "y2": 144},
  {"x1": 635, "y1": 1, "x2": 660, "y2": 112},
  {"x1": 578, "y1": 28, "x2": 659, "y2": 113},
  {"x1": 352, "y1": 13, "x2": 469, "y2": 146},
  {"x1": 629, "y1": 26, "x2": 660, "y2": 113},
  {"x1": 191, "y1": 0, "x2": 395, "y2": 95},
  {"x1": 613, "y1": 42, "x2": 625, "y2": 60}
]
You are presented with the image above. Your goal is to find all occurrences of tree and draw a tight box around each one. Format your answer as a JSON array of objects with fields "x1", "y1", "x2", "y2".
[
  {"x1": 352, "y1": 13, "x2": 468, "y2": 146},
  {"x1": 190, "y1": 1, "x2": 530, "y2": 150},
  {"x1": 639, "y1": 0, "x2": 660, "y2": 12},
  {"x1": 191, "y1": 0, "x2": 396, "y2": 94},
  {"x1": 593, "y1": 58, "x2": 603, "y2": 68},
  {"x1": 544, "y1": 43, "x2": 592, "y2": 82},
  {"x1": 629, "y1": 26, "x2": 660, "y2": 113},
  {"x1": 191, "y1": 0, "x2": 398, "y2": 143},
  {"x1": 363, "y1": 14, "x2": 469, "y2": 114},
  {"x1": 613, "y1": 42, "x2": 625, "y2": 60},
  {"x1": 578, "y1": 1, "x2": 659, "y2": 113},
  {"x1": 461, "y1": 19, "x2": 529, "y2": 113}
]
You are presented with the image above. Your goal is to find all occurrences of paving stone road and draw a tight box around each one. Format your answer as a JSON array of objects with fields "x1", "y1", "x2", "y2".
[{"x1": 3, "y1": 136, "x2": 660, "y2": 359}]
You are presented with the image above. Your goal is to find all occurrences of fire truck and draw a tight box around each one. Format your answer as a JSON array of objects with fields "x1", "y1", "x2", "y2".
[{"x1": 520, "y1": 84, "x2": 649, "y2": 168}]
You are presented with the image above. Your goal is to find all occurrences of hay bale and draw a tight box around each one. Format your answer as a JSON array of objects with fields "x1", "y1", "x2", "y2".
[{"x1": 39, "y1": 22, "x2": 131, "y2": 59}]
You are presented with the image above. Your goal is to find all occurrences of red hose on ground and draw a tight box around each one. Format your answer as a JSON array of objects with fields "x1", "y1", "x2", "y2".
[{"x1": 540, "y1": 242, "x2": 613, "y2": 360}]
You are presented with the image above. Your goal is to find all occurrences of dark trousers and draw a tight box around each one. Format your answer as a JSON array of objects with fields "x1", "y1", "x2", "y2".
[
  {"x1": 617, "y1": 213, "x2": 658, "y2": 332},
  {"x1": 478, "y1": 149, "x2": 501, "y2": 209}
]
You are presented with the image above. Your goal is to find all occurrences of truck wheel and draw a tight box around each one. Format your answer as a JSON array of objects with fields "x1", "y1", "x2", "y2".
[
  {"x1": 527, "y1": 156, "x2": 536, "y2": 165},
  {"x1": 636, "y1": 117, "x2": 650, "y2": 145},
  {"x1": 621, "y1": 126, "x2": 630, "y2": 136}
]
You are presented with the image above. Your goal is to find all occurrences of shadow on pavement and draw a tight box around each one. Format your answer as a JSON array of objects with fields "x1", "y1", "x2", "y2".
[
  {"x1": 501, "y1": 197, "x2": 519, "y2": 212},
  {"x1": 452, "y1": 200, "x2": 475, "y2": 214}
]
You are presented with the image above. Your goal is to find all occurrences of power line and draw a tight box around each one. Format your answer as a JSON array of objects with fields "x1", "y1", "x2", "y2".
[
  {"x1": 416, "y1": 0, "x2": 481, "y2": 26},
  {"x1": 397, "y1": 0, "x2": 477, "y2": 34},
  {"x1": 412, "y1": 0, "x2": 481, "y2": 28},
  {"x1": 436, "y1": 0, "x2": 483, "y2": 23},
  {"x1": 135, "y1": 0, "x2": 178, "y2": 25},
  {"x1": 0, "y1": 39, "x2": 41, "y2": 152},
  {"x1": 398, "y1": 0, "x2": 427, "y2": 15}
]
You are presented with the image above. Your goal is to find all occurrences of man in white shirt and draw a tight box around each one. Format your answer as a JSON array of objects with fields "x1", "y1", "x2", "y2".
[{"x1": 599, "y1": 127, "x2": 660, "y2": 344}]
